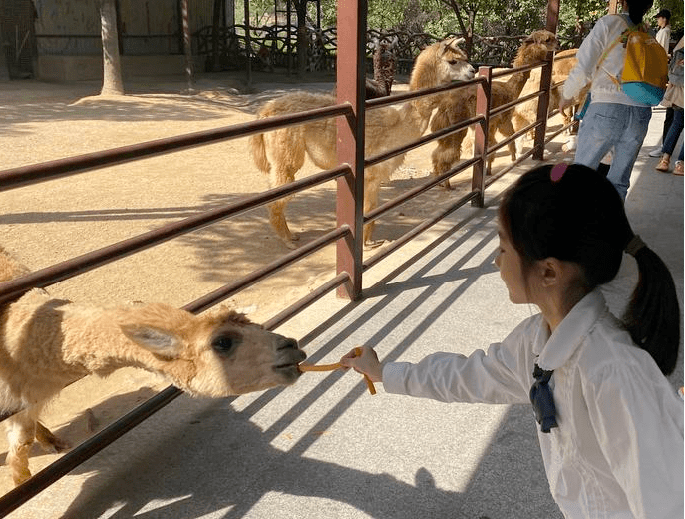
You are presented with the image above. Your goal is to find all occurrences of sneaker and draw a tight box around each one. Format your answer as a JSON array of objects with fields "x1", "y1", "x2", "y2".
[
  {"x1": 674, "y1": 161, "x2": 684, "y2": 176},
  {"x1": 648, "y1": 148, "x2": 663, "y2": 157}
]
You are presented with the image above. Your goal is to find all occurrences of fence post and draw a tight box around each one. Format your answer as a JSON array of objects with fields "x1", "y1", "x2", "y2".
[
  {"x1": 532, "y1": 51, "x2": 553, "y2": 160},
  {"x1": 472, "y1": 67, "x2": 491, "y2": 208},
  {"x1": 335, "y1": 0, "x2": 366, "y2": 300}
]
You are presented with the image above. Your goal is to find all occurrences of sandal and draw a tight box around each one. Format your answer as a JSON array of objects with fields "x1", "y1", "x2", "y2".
[
  {"x1": 656, "y1": 156, "x2": 671, "y2": 172},
  {"x1": 674, "y1": 161, "x2": 684, "y2": 176}
]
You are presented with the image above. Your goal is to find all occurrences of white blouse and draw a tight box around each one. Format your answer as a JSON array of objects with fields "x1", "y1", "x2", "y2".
[{"x1": 382, "y1": 289, "x2": 684, "y2": 518}]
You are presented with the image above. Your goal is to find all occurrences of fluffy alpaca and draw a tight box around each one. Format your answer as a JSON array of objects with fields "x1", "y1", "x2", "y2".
[
  {"x1": 512, "y1": 48, "x2": 579, "y2": 151},
  {"x1": 429, "y1": 30, "x2": 558, "y2": 188},
  {"x1": 0, "y1": 245, "x2": 306, "y2": 485},
  {"x1": 250, "y1": 37, "x2": 476, "y2": 249}
]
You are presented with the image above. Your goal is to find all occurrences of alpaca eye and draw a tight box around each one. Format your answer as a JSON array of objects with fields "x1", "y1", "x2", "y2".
[{"x1": 211, "y1": 334, "x2": 240, "y2": 356}]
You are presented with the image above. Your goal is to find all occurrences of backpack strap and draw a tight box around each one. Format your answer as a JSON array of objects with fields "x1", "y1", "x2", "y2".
[{"x1": 596, "y1": 14, "x2": 632, "y2": 87}]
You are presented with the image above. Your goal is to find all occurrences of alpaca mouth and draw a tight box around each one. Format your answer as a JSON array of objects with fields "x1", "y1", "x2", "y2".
[{"x1": 273, "y1": 362, "x2": 304, "y2": 381}]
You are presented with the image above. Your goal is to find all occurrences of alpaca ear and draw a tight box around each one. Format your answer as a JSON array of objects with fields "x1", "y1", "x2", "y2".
[{"x1": 120, "y1": 324, "x2": 182, "y2": 359}]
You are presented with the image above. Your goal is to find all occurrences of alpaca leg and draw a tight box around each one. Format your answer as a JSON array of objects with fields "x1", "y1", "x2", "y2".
[
  {"x1": 362, "y1": 179, "x2": 383, "y2": 249},
  {"x1": 35, "y1": 421, "x2": 70, "y2": 453},
  {"x1": 268, "y1": 197, "x2": 298, "y2": 249},
  {"x1": 265, "y1": 130, "x2": 305, "y2": 249},
  {"x1": 431, "y1": 130, "x2": 465, "y2": 190},
  {"x1": 6, "y1": 412, "x2": 37, "y2": 485},
  {"x1": 499, "y1": 119, "x2": 518, "y2": 161},
  {"x1": 267, "y1": 161, "x2": 300, "y2": 249}
]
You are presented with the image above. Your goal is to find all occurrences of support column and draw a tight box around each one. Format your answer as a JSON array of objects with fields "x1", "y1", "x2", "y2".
[{"x1": 335, "y1": 0, "x2": 366, "y2": 300}]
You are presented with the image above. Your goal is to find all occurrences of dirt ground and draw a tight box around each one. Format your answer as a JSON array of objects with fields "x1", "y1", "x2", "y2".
[{"x1": 0, "y1": 69, "x2": 569, "y2": 499}]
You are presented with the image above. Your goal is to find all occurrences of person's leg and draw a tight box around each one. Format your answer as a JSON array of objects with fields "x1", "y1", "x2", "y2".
[
  {"x1": 605, "y1": 105, "x2": 652, "y2": 200},
  {"x1": 675, "y1": 144, "x2": 684, "y2": 176},
  {"x1": 649, "y1": 106, "x2": 674, "y2": 156},
  {"x1": 662, "y1": 106, "x2": 684, "y2": 156},
  {"x1": 663, "y1": 106, "x2": 675, "y2": 144},
  {"x1": 573, "y1": 103, "x2": 618, "y2": 171}
]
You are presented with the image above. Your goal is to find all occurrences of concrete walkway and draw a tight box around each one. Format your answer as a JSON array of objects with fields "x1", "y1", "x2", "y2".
[{"x1": 6, "y1": 110, "x2": 683, "y2": 519}]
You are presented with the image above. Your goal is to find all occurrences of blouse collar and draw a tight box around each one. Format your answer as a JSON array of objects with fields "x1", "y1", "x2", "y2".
[{"x1": 532, "y1": 289, "x2": 608, "y2": 371}]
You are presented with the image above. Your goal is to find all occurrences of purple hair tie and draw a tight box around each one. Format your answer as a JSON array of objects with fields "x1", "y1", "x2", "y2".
[{"x1": 550, "y1": 163, "x2": 568, "y2": 183}]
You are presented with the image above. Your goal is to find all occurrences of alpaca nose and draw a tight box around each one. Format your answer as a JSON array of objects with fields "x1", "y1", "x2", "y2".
[
  {"x1": 274, "y1": 337, "x2": 306, "y2": 364},
  {"x1": 276, "y1": 337, "x2": 300, "y2": 352}
]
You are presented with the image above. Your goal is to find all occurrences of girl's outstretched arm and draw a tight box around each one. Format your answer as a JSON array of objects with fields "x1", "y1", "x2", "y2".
[{"x1": 340, "y1": 346, "x2": 384, "y2": 383}]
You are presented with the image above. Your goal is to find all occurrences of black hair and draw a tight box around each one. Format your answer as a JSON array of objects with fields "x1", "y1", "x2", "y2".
[
  {"x1": 625, "y1": 0, "x2": 654, "y2": 25},
  {"x1": 499, "y1": 164, "x2": 680, "y2": 375}
]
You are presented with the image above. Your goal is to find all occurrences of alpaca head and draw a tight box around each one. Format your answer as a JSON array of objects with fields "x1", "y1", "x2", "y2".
[
  {"x1": 118, "y1": 304, "x2": 306, "y2": 396},
  {"x1": 514, "y1": 30, "x2": 559, "y2": 66},
  {"x1": 409, "y1": 37, "x2": 476, "y2": 91}
]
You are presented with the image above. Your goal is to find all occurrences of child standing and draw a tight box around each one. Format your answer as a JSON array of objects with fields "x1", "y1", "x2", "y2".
[{"x1": 341, "y1": 164, "x2": 683, "y2": 518}]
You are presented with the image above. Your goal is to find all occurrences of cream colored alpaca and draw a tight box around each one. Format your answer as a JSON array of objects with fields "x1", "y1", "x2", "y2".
[
  {"x1": 429, "y1": 30, "x2": 558, "y2": 188},
  {"x1": 0, "y1": 245, "x2": 305, "y2": 486},
  {"x1": 249, "y1": 37, "x2": 476, "y2": 249},
  {"x1": 512, "y1": 48, "x2": 579, "y2": 153}
]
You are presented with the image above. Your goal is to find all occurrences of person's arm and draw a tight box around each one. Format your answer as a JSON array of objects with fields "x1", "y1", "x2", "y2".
[
  {"x1": 560, "y1": 15, "x2": 617, "y2": 110},
  {"x1": 584, "y1": 363, "x2": 684, "y2": 518},
  {"x1": 341, "y1": 319, "x2": 537, "y2": 405}
]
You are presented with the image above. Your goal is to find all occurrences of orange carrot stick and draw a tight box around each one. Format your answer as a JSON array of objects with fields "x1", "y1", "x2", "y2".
[{"x1": 299, "y1": 347, "x2": 376, "y2": 394}]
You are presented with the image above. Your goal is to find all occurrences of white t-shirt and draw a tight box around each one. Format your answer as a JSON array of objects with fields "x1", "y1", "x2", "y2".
[
  {"x1": 383, "y1": 289, "x2": 684, "y2": 518},
  {"x1": 656, "y1": 25, "x2": 672, "y2": 54}
]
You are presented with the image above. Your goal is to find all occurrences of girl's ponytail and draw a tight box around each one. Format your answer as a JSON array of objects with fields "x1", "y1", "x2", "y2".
[{"x1": 622, "y1": 237, "x2": 680, "y2": 375}]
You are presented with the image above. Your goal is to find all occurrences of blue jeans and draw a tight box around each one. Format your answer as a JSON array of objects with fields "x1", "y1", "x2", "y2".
[
  {"x1": 662, "y1": 105, "x2": 684, "y2": 156},
  {"x1": 574, "y1": 102, "x2": 652, "y2": 200}
]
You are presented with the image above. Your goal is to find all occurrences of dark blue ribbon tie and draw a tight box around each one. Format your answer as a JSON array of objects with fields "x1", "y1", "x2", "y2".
[{"x1": 530, "y1": 364, "x2": 558, "y2": 433}]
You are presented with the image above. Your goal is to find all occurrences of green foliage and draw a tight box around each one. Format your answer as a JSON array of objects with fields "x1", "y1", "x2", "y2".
[{"x1": 244, "y1": 1, "x2": 682, "y2": 45}]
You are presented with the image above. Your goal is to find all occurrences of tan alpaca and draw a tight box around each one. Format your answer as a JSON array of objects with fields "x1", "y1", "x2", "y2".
[
  {"x1": 429, "y1": 30, "x2": 558, "y2": 188},
  {"x1": 0, "y1": 246, "x2": 306, "y2": 485},
  {"x1": 512, "y1": 48, "x2": 579, "y2": 152},
  {"x1": 249, "y1": 37, "x2": 476, "y2": 249}
]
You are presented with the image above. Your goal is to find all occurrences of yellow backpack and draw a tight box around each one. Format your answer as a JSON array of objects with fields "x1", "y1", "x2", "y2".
[{"x1": 600, "y1": 15, "x2": 669, "y2": 106}]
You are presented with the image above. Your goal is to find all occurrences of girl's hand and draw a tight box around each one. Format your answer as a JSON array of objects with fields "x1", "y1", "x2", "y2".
[{"x1": 340, "y1": 346, "x2": 384, "y2": 383}]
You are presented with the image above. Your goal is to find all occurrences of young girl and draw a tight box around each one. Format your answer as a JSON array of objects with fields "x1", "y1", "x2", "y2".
[{"x1": 341, "y1": 164, "x2": 683, "y2": 518}]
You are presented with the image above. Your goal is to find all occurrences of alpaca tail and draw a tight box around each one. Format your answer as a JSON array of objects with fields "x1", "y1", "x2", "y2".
[{"x1": 249, "y1": 132, "x2": 270, "y2": 174}]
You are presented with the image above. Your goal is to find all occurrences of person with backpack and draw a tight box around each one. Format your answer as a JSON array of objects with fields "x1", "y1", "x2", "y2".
[{"x1": 559, "y1": 0, "x2": 664, "y2": 200}]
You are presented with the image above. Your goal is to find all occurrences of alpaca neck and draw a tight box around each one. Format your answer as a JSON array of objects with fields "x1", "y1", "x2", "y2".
[
  {"x1": 505, "y1": 47, "x2": 548, "y2": 97},
  {"x1": 505, "y1": 69, "x2": 533, "y2": 97},
  {"x1": 62, "y1": 305, "x2": 184, "y2": 379},
  {"x1": 402, "y1": 99, "x2": 432, "y2": 136}
]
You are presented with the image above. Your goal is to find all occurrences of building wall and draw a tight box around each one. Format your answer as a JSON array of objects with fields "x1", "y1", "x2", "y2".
[{"x1": 34, "y1": 0, "x2": 216, "y2": 55}]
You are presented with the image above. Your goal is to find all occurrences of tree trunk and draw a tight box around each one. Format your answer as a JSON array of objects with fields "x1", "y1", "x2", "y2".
[
  {"x1": 294, "y1": 1, "x2": 307, "y2": 77},
  {"x1": 100, "y1": 0, "x2": 124, "y2": 95}
]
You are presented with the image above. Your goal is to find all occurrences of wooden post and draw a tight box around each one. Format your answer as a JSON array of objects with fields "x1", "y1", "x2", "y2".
[
  {"x1": 472, "y1": 66, "x2": 491, "y2": 208},
  {"x1": 532, "y1": 0, "x2": 560, "y2": 160},
  {"x1": 335, "y1": 0, "x2": 366, "y2": 300},
  {"x1": 532, "y1": 51, "x2": 553, "y2": 160}
]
